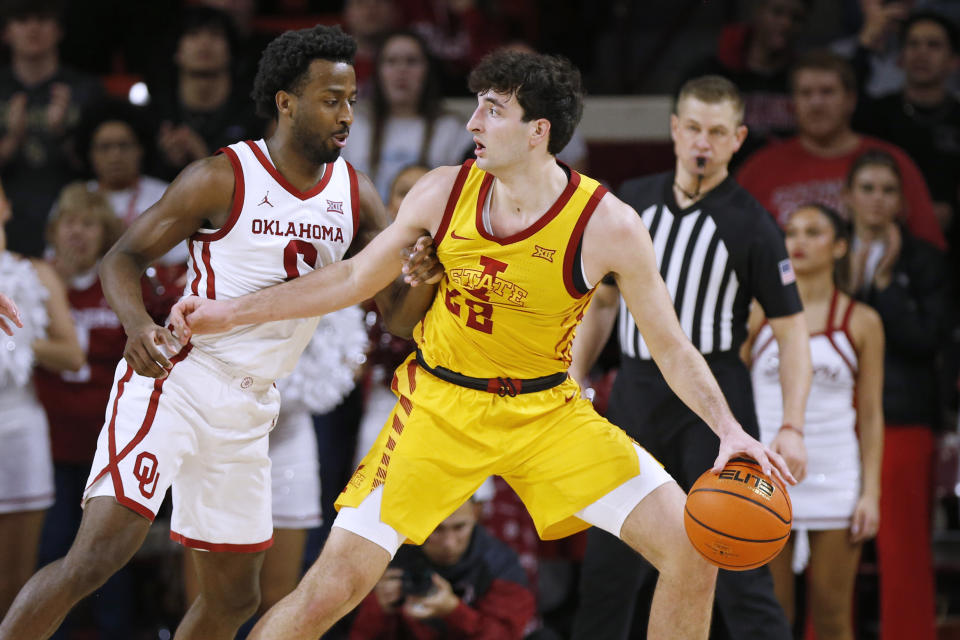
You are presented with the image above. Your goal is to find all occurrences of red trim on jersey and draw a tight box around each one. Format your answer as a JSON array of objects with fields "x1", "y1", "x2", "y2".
[
  {"x1": 170, "y1": 531, "x2": 274, "y2": 553},
  {"x1": 346, "y1": 160, "x2": 360, "y2": 250},
  {"x1": 562, "y1": 182, "x2": 609, "y2": 298},
  {"x1": 243, "y1": 140, "x2": 333, "y2": 200},
  {"x1": 476, "y1": 165, "x2": 582, "y2": 246},
  {"x1": 86, "y1": 346, "x2": 193, "y2": 519},
  {"x1": 190, "y1": 147, "x2": 246, "y2": 242},
  {"x1": 189, "y1": 241, "x2": 202, "y2": 296},
  {"x1": 840, "y1": 295, "x2": 857, "y2": 338},
  {"x1": 435, "y1": 160, "x2": 474, "y2": 246},
  {"x1": 201, "y1": 242, "x2": 216, "y2": 300}
]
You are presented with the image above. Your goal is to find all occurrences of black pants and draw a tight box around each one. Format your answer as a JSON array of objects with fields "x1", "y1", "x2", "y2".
[{"x1": 571, "y1": 355, "x2": 790, "y2": 640}]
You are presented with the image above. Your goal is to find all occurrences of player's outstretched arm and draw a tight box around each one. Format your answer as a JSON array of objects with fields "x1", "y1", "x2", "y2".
[
  {"x1": 350, "y1": 170, "x2": 441, "y2": 338},
  {"x1": 581, "y1": 196, "x2": 795, "y2": 483},
  {"x1": 101, "y1": 155, "x2": 235, "y2": 378},
  {"x1": 171, "y1": 166, "x2": 457, "y2": 339},
  {"x1": 0, "y1": 291, "x2": 22, "y2": 335}
]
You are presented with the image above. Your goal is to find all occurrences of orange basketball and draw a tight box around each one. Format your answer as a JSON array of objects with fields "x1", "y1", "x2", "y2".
[{"x1": 683, "y1": 457, "x2": 792, "y2": 571}]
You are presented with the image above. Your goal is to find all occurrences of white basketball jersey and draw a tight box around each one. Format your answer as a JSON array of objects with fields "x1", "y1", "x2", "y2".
[{"x1": 183, "y1": 139, "x2": 359, "y2": 380}]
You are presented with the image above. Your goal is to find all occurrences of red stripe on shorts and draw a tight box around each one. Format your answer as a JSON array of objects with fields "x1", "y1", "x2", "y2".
[
  {"x1": 88, "y1": 346, "x2": 193, "y2": 519},
  {"x1": 399, "y1": 396, "x2": 412, "y2": 415},
  {"x1": 170, "y1": 531, "x2": 274, "y2": 553}
]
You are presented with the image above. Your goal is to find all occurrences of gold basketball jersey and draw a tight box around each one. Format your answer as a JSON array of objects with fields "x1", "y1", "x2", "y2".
[{"x1": 415, "y1": 160, "x2": 609, "y2": 379}]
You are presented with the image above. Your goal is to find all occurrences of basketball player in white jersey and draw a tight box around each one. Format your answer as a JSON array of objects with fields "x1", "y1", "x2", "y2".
[{"x1": 0, "y1": 25, "x2": 439, "y2": 640}]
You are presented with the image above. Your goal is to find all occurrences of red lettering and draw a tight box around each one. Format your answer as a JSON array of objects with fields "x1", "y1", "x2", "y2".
[
  {"x1": 465, "y1": 299, "x2": 494, "y2": 333},
  {"x1": 284, "y1": 240, "x2": 318, "y2": 280},
  {"x1": 252, "y1": 219, "x2": 263, "y2": 234},
  {"x1": 445, "y1": 288, "x2": 461, "y2": 316},
  {"x1": 334, "y1": 228, "x2": 343, "y2": 243},
  {"x1": 468, "y1": 256, "x2": 509, "y2": 301},
  {"x1": 286, "y1": 221, "x2": 297, "y2": 236},
  {"x1": 133, "y1": 451, "x2": 160, "y2": 499},
  {"x1": 298, "y1": 222, "x2": 313, "y2": 238}
]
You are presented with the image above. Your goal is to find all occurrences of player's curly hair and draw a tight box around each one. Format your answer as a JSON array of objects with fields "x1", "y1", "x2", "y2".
[
  {"x1": 467, "y1": 49, "x2": 583, "y2": 156},
  {"x1": 251, "y1": 25, "x2": 357, "y2": 120}
]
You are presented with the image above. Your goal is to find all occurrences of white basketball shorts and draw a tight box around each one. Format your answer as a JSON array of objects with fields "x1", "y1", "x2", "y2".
[
  {"x1": 269, "y1": 405, "x2": 322, "y2": 529},
  {"x1": 0, "y1": 386, "x2": 55, "y2": 514},
  {"x1": 84, "y1": 345, "x2": 280, "y2": 552}
]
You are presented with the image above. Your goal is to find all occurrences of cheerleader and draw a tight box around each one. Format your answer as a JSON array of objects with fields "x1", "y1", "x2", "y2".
[
  {"x1": 744, "y1": 202, "x2": 884, "y2": 639},
  {"x1": 0, "y1": 182, "x2": 83, "y2": 616}
]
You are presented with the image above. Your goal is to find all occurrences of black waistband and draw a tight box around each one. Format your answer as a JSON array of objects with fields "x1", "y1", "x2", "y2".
[{"x1": 415, "y1": 350, "x2": 568, "y2": 397}]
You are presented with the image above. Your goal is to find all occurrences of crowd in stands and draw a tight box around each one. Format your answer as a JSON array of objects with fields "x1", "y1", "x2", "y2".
[{"x1": 0, "y1": 0, "x2": 958, "y2": 638}]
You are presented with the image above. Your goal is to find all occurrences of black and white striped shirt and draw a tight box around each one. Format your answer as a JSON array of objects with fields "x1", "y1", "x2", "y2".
[{"x1": 612, "y1": 173, "x2": 801, "y2": 361}]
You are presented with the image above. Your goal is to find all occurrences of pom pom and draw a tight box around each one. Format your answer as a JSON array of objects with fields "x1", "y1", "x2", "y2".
[
  {"x1": 278, "y1": 305, "x2": 369, "y2": 413},
  {"x1": 0, "y1": 253, "x2": 49, "y2": 389}
]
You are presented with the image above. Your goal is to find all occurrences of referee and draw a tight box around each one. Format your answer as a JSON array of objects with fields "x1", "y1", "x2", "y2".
[{"x1": 569, "y1": 76, "x2": 812, "y2": 640}]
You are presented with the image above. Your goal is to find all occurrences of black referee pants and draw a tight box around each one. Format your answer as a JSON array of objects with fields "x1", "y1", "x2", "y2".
[{"x1": 571, "y1": 355, "x2": 791, "y2": 640}]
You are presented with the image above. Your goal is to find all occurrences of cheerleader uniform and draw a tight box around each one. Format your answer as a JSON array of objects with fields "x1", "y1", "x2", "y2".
[
  {"x1": 0, "y1": 251, "x2": 54, "y2": 513},
  {"x1": 752, "y1": 289, "x2": 859, "y2": 530}
]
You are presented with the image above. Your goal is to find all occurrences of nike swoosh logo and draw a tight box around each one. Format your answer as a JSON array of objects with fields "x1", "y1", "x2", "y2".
[{"x1": 449, "y1": 229, "x2": 470, "y2": 240}]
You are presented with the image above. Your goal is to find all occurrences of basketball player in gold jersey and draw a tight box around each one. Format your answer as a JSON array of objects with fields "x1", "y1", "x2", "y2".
[{"x1": 171, "y1": 49, "x2": 794, "y2": 640}]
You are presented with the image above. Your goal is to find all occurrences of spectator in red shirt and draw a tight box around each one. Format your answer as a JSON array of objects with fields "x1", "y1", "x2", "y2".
[
  {"x1": 737, "y1": 49, "x2": 946, "y2": 250},
  {"x1": 350, "y1": 499, "x2": 535, "y2": 640}
]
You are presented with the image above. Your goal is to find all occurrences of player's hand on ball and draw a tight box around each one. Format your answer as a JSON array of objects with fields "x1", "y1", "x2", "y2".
[
  {"x1": 169, "y1": 296, "x2": 235, "y2": 341},
  {"x1": 713, "y1": 424, "x2": 796, "y2": 486},
  {"x1": 124, "y1": 323, "x2": 181, "y2": 378},
  {"x1": 401, "y1": 234, "x2": 442, "y2": 286}
]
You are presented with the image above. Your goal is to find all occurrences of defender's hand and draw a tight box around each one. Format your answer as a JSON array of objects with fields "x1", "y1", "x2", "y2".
[
  {"x1": 169, "y1": 296, "x2": 236, "y2": 342},
  {"x1": 401, "y1": 234, "x2": 443, "y2": 286},
  {"x1": 124, "y1": 323, "x2": 181, "y2": 378}
]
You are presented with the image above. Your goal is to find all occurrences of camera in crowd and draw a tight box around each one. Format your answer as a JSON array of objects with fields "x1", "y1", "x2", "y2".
[{"x1": 402, "y1": 564, "x2": 437, "y2": 597}]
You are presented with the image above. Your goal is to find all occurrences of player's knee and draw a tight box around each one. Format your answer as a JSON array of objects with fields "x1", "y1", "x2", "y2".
[
  {"x1": 659, "y1": 534, "x2": 716, "y2": 589},
  {"x1": 60, "y1": 549, "x2": 122, "y2": 594},
  {"x1": 205, "y1": 581, "x2": 262, "y2": 623}
]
